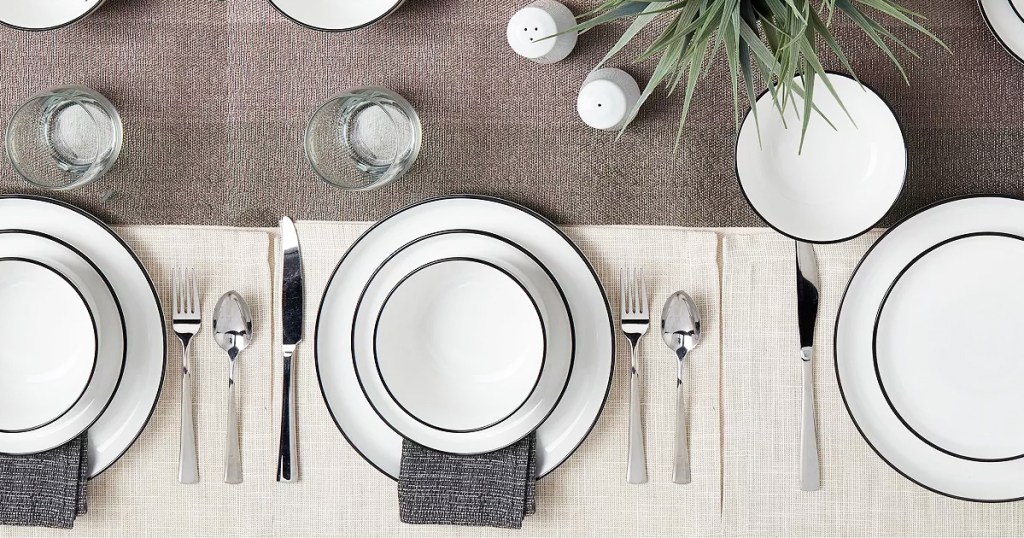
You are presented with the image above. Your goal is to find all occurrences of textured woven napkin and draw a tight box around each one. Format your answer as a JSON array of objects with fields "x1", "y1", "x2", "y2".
[
  {"x1": 398, "y1": 435, "x2": 537, "y2": 529},
  {"x1": 0, "y1": 433, "x2": 88, "y2": 529}
]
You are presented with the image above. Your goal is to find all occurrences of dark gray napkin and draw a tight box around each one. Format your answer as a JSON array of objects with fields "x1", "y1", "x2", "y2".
[
  {"x1": 399, "y1": 434, "x2": 537, "y2": 529},
  {"x1": 0, "y1": 433, "x2": 89, "y2": 529}
]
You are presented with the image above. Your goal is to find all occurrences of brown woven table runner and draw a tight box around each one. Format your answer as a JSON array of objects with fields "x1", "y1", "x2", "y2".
[{"x1": 0, "y1": 1, "x2": 1020, "y2": 228}]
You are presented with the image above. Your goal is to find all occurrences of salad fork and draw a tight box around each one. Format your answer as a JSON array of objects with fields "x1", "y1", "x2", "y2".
[
  {"x1": 620, "y1": 266, "x2": 649, "y2": 484},
  {"x1": 173, "y1": 267, "x2": 201, "y2": 484}
]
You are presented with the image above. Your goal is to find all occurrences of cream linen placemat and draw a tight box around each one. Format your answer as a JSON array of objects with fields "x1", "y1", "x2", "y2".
[
  {"x1": 721, "y1": 231, "x2": 1024, "y2": 536},
  {"x1": 1, "y1": 223, "x2": 722, "y2": 537}
]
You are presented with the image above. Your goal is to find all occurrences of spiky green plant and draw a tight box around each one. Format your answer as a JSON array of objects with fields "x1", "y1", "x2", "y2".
[{"x1": 573, "y1": 0, "x2": 947, "y2": 149}]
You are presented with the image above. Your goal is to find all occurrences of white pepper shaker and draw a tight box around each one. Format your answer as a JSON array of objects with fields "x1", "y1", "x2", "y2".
[
  {"x1": 576, "y1": 68, "x2": 642, "y2": 131},
  {"x1": 506, "y1": 0, "x2": 578, "y2": 64}
]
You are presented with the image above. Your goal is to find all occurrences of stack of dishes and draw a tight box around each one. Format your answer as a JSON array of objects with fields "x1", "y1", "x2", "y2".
[
  {"x1": 0, "y1": 196, "x2": 165, "y2": 478},
  {"x1": 316, "y1": 195, "x2": 614, "y2": 478},
  {"x1": 979, "y1": 0, "x2": 1024, "y2": 64},
  {"x1": 0, "y1": 0, "x2": 107, "y2": 31},
  {"x1": 837, "y1": 195, "x2": 1024, "y2": 501}
]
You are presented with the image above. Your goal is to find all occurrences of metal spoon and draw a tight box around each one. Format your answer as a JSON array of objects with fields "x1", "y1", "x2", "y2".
[
  {"x1": 661, "y1": 291, "x2": 702, "y2": 484},
  {"x1": 213, "y1": 291, "x2": 253, "y2": 485}
]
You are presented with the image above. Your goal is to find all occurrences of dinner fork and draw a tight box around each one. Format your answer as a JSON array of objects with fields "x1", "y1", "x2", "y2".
[
  {"x1": 173, "y1": 267, "x2": 201, "y2": 484},
  {"x1": 620, "y1": 266, "x2": 649, "y2": 484}
]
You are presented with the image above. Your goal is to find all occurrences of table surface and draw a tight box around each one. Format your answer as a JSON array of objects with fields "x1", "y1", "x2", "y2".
[{"x1": 0, "y1": 1, "x2": 1020, "y2": 228}]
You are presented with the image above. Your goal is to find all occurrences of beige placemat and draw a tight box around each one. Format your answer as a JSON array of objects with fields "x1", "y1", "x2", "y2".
[{"x1": 720, "y1": 231, "x2": 1024, "y2": 536}]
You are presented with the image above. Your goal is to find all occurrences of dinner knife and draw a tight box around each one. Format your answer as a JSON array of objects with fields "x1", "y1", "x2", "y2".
[
  {"x1": 795, "y1": 241, "x2": 820, "y2": 491},
  {"x1": 277, "y1": 217, "x2": 303, "y2": 482}
]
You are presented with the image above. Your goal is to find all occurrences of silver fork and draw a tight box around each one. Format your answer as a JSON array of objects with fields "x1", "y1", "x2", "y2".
[
  {"x1": 620, "y1": 266, "x2": 649, "y2": 484},
  {"x1": 173, "y1": 267, "x2": 201, "y2": 484}
]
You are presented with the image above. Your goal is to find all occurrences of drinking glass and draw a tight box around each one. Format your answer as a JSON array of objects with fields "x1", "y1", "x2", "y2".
[
  {"x1": 5, "y1": 86, "x2": 123, "y2": 190},
  {"x1": 304, "y1": 87, "x2": 421, "y2": 191}
]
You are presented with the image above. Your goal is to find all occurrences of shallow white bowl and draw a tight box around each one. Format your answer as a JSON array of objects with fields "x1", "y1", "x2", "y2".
[
  {"x1": 270, "y1": 0, "x2": 405, "y2": 31},
  {"x1": 375, "y1": 258, "x2": 545, "y2": 433},
  {"x1": 0, "y1": 258, "x2": 96, "y2": 432},
  {"x1": 736, "y1": 73, "x2": 906, "y2": 243},
  {"x1": 0, "y1": 0, "x2": 106, "y2": 31}
]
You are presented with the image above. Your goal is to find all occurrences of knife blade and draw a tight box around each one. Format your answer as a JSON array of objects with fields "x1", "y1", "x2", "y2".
[
  {"x1": 795, "y1": 241, "x2": 820, "y2": 491},
  {"x1": 277, "y1": 216, "x2": 303, "y2": 482}
]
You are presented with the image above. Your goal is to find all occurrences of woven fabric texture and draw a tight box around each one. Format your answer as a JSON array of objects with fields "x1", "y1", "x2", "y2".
[
  {"x1": 0, "y1": 2, "x2": 1019, "y2": 227},
  {"x1": 0, "y1": 434, "x2": 88, "y2": 529}
]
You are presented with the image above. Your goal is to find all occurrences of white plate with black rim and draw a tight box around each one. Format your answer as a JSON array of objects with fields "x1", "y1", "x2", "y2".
[
  {"x1": 316, "y1": 196, "x2": 612, "y2": 479},
  {"x1": 837, "y1": 195, "x2": 1024, "y2": 501},
  {"x1": 353, "y1": 233, "x2": 573, "y2": 455},
  {"x1": 0, "y1": 233, "x2": 126, "y2": 455},
  {"x1": 736, "y1": 72, "x2": 907, "y2": 244},
  {"x1": 0, "y1": 196, "x2": 164, "y2": 477},
  {"x1": 269, "y1": 0, "x2": 405, "y2": 31},
  {"x1": 0, "y1": 0, "x2": 106, "y2": 31},
  {"x1": 979, "y1": 0, "x2": 1024, "y2": 65},
  {"x1": 0, "y1": 257, "x2": 96, "y2": 435}
]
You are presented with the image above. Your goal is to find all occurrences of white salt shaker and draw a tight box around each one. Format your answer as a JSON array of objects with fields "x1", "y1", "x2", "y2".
[
  {"x1": 576, "y1": 68, "x2": 642, "y2": 131},
  {"x1": 506, "y1": 0, "x2": 578, "y2": 64}
]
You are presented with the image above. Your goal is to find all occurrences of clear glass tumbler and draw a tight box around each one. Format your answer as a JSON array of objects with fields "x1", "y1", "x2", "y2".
[
  {"x1": 304, "y1": 87, "x2": 422, "y2": 191},
  {"x1": 5, "y1": 85, "x2": 123, "y2": 190}
]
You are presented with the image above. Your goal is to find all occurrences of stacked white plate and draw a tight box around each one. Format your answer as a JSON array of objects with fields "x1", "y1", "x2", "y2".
[
  {"x1": 837, "y1": 195, "x2": 1024, "y2": 501},
  {"x1": 0, "y1": 0, "x2": 107, "y2": 31},
  {"x1": 979, "y1": 0, "x2": 1024, "y2": 64},
  {"x1": 0, "y1": 196, "x2": 165, "y2": 478},
  {"x1": 316, "y1": 195, "x2": 614, "y2": 479}
]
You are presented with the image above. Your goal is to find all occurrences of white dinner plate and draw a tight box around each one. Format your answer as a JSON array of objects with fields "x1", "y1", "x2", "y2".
[
  {"x1": 0, "y1": 197, "x2": 164, "y2": 477},
  {"x1": 736, "y1": 72, "x2": 906, "y2": 243},
  {"x1": 837, "y1": 195, "x2": 1024, "y2": 501},
  {"x1": 317, "y1": 196, "x2": 612, "y2": 479},
  {"x1": 979, "y1": 0, "x2": 1024, "y2": 64},
  {"x1": 269, "y1": 0, "x2": 405, "y2": 31},
  {"x1": 0, "y1": 232, "x2": 126, "y2": 454},
  {"x1": 375, "y1": 258, "x2": 546, "y2": 436},
  {"x1": 0, "y1": 0, "x2": 106, "y2": 31},
  {"x1": 0, "y1": 258, "x2": 96, "y2": 433},
  {"x1": 353, "y1": 232, "x2": 573, "y2": 455},
  {"x1": 873, "y1": 232, "x2": 1024, "y2": 463}
]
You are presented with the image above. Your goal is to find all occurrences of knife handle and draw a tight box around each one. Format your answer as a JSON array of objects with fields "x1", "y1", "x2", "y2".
[
  {"x1": 800, "y1": 347, "x2": 820, "y2": 491},
  {"x1": 277, "y1": 350, "x2": 297, "y2": 482}
]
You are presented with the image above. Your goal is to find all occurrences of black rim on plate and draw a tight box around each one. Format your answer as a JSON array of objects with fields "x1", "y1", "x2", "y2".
[
  {"x1": 977, "y1": 0, "x2": 1024, "y2": 66},
  {"x1": 0, "y1": 230, "x2": 128, "y2": 456},
  {"x1": 871, "y1": 231, "x2": 1024, "y2": 463},
  {"x1": 835, "y1": 193, "x2": 1024, "y2": 503},
  {"x1": 0, "y1": 0, "x2": 107, "y2": 32},
  {"x1": 314, "y1": 195, "x2": 612, "y2": 481},
  {"x1": 268, "y1": 0, "x2": 406, "y2": 32},
  {"x1": 0, "y1": 256, "x2": 99, "y2": 434},
  {"x1": 0, "y1": 196, "x2": 165, "y2": 479},
  {"x1": 734, "y1": 71, "x2": 908, "y2": 244},
  {"x1": 368, "y1": 256, "x2": 549, "y2": 436}
]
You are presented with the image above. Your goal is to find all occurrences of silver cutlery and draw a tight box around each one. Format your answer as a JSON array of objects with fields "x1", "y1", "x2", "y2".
[
  {"x1": 213, "y1": 291, "x2": 253, "y2": 485},
  {"x1": 620, "y1": 266, "x2": 649, "y2": 484},
  {"x1": 795, "y1": 241, "x2": 821, "y2": 491},
  {"x1": 172, "y1": 267, "x2": 201, "y2": 484},
  {"x1": 277, "y1": 217, "x2": 304, "y2": 482},
  {"x1": 661, "y1": 291, "x2": 702, "y2": 485}
]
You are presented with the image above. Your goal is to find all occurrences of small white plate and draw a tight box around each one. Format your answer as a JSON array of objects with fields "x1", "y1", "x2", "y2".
[
  {"x1": 979, "y1": 0, "x2": 1024, "y2": 64},
  {"x1": 0, "y1": 0, "x2": 106, "y2": 31},
  {"x1": 269, "y1": 0, "x2": 405, "y2": 31},
  {"x1": 375, "y1": 258, "x2": 546, "y2": 433},
  {"x1": 874, "y1": 232, "x2": 1024, "y2": 462},
  {"x1": 317, "y1": 196, "x2": 612, "y2": 479},
  {"x1": 736, "y1": 72, "x2": 906, "y2": 243},
  {"x1": 0, "y1": 258, "x2": 96, "y2": 433},
  {"x1": 0, "y1": 197, "x2": 163, "y2": 476},
  {"x1": 837, "y1": 195, "x2": 1024, "y2": 501},
  {"x1": 0, "y1": 232, "x2": 126, "y2": 455},
  {"x1": 352, "y1": 231, "x2": 573, "y2": 455}
]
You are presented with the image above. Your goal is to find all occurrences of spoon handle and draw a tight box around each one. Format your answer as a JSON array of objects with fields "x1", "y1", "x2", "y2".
[
  {"x1": 672, "y1": 361, "x2": 690, "y2": 484},
  {"x1": 800, "y1": 349, "x2": 820, "y2": 491},
  {"x1": 224, "y1": 360, "x2": 242, "y2": 484}
]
